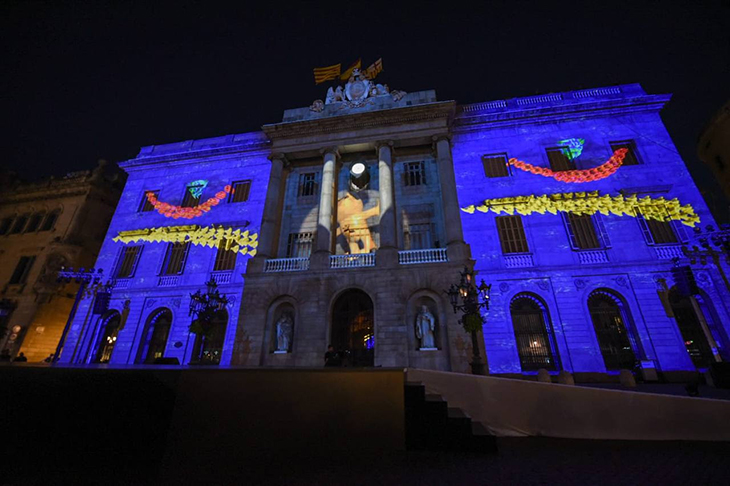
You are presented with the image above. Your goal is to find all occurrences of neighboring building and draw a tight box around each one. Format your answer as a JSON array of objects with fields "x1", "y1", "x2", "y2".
[
  {"x1": 57, "y1": 75, "x2": 730, "y2": 381},
  {"x1": 698, "y1": 98, "x2": 730, "y2": 200},
  {"x1": 0, "y1": 161, "x2": 124, "y2": 361}
]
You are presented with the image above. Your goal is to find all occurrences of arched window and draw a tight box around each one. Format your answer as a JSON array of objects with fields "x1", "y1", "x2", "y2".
[
  {"x1": 588, "y1": 290, "x2": 641, "y2": 371},
  {"x1": 191, "y1": 309, "x2": 228, "y2": 365},
  {"x1": 137, "y1": 308, "x2": 172, "y2": 364},
  {"x1": 93, "y1": 311, "x2": 121, "y2": 363},
  {"x1": 510, "y1": 294, "x2": 561, "y2": 371},
  {"x1": 669, "y1": 289, "x2": 715, "y2": 368}
]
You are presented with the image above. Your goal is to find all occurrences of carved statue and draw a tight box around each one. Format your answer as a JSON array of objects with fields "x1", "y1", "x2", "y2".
[
  {"x1": 415, "y1": 305, "x2": 436, "y2": 349},
  {"x1": 275, "y1": 312, "x2": 293, "y2": 352},
  {"x1": 309, "y1": 99, "x2": 324, "y2": 113}
]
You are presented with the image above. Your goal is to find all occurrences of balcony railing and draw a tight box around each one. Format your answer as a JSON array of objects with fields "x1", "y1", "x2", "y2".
[
  {"x1": 158, "y1": 275, "x2": 180, "y2": 287},
  {"x1": 398, "y1": 248, "x2": 448, "y2": 265},
  {"x1": 211, "y1": 270, "x2": 233, "y2": 285},
  {"x1": 111, "y1": 278, "x2": 130, "y2": 289},
  {"x1": 264, "y1": 257, "x2": 310, "y2": 273},
  {"x1": 654, "y1": 245, "x2": 683, "y2": 260},
  {"x1": 330, "y1": 253, "x2": 375, "y2": 269},
  {"x1": 577, "y1": 250, "x2": 609, "y2": 264},
  {"x1": 503, "y1": 253, "x2": 534, "y2": 268}
]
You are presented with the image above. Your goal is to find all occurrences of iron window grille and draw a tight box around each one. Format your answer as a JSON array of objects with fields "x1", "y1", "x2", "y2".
[
  {"x1": 482, "y1": 154, "x2": 511, "y2": 178},
  {"x1": 496, "y1": 215, "x2": 530, "y2": 254},
  {"x1": 563, "y1": 213, "x2": 610, "y2": 250},
  {"x1": 9, "y1": 256, "x2": 36, "y2": 284},
  {"x1": 609, "y1": 140, "x2": 641, "y2": 166},
  {"x1": 229, "y1": 180, "x2": 251, "y2": 203},
  {"x1": 588, "y1": 292, "x2": 639, "y2": 371},
  {"x1": 138, "y1": 190, "x2": 159, "y2": 212},
  {"x1": 546, "y1": 147, "x2": 576, "y2": 172},
  {"x1": 404, "y1": 161, "x2": 426, "y2": 186},
  {"x1": 298, "y1": 173, "x2": 318, "y2": 197},
  {"x1": 286, "y1": 232, "x2": 314, "y2": 258},
  {"x1": 161, "y1": 242, "x2": 191, "y2": 275},
  {"x1": 510, "y1": 295, "x2": 560, "y2": 372},
  {"x1": 213, "y1": 239, "x2": 238, "y2": 271},
  {"x1": 115, "y1": 246, "x2": 143, "y2": 278}
]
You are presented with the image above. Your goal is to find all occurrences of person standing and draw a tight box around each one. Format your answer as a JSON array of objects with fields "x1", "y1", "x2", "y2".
[{"x1": 324, "y1": 345, "x2": 339, "y2": 367}]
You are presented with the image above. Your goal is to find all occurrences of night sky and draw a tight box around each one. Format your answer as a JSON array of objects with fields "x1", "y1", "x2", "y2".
[{"x1": 3, "y1": 1, "x2": 729, "y2": 220}]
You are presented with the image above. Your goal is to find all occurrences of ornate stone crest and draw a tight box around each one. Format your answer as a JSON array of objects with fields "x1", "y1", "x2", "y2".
[{"x1": 310, "y1": 68, "x2": 407, "y2": 112}]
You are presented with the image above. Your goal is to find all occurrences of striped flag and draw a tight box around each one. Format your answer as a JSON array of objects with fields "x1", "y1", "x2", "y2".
[
  {"x1": 363, "y1": 58, "x2": 383, "y2": 80},
  {"x1": 313, "y1": 63, "x2": 342, "y2": 84},
  {"x1": 340, "y1": 59, "x2": 362, "y2": 81}
]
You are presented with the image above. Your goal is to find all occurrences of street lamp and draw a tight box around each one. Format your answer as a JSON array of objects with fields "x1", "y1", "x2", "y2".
[
  {"x1": 445, "y1": 266, "x2": 491, "y2": 375},
  {"x1": 188, "y1": 278, "x2": 229, "y2": 363}
]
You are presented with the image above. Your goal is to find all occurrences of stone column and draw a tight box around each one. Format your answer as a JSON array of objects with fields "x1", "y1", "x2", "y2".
[
  {"x1": 312, "y1": 147, "x2": 338, "y2": 268},
  {"x1": 247, "y1": 153, "x2": 286, "y2": 273},
  {"x1": 377, "y1": 141, "x2": 396, "y2": 249},
  {"x1": 434, "y1": 135, "x2": 469, "y2": 261}
]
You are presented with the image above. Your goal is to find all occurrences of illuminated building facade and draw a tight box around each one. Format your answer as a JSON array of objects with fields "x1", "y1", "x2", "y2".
[
  {"x1": 0, "y1": 161, "x2": 123, "y2": 361},
  {"x1": 57, "y1": 78, "x2": 729, "y2": 380}
]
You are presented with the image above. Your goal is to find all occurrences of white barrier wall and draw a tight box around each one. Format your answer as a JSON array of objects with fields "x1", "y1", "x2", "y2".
[{"x1": 407, "y1": 369, "x2": 730, "y2": 441}]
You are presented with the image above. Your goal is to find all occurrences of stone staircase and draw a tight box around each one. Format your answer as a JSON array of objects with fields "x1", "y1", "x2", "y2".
[{"x1": 404, "y1": 381, "x2": 497, "y2": 453}]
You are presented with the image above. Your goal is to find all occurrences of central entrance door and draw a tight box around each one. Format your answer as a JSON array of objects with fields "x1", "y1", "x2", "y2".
[{"x1": 332, "y1": 289, "x2": 374, "y2": 367}]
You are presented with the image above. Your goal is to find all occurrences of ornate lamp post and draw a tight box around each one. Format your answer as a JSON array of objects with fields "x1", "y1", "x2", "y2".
[
  {"x1": 54, "y1": 267, "x2": 106, "y2": 363},
  {"x1": 445, "y1": 267, "x2": 491, "y2": 375},
  {"x1": 682, "y1": 224, "x2": 730, "y2": 294},
  {"x1": 188, "y1": 278, "x2": 229, "y2": 363}
]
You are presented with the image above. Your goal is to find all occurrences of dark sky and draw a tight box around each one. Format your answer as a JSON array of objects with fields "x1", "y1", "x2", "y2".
[{"x1": 2, "y1": 1, "x2": 729, "y2": 220}]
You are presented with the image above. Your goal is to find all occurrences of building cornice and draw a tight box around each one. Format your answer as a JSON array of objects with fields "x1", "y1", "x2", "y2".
[{"x1": 263, "y1": 101, "x2": 456, "y2": 141}]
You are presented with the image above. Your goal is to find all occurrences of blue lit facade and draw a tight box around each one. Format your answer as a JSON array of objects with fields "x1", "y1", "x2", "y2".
[{"x1": 58, "y1": 82, "x2": 730, "y2": 380}]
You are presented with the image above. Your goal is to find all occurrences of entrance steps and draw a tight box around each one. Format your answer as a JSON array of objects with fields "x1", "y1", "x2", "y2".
[{"x1": 405, "y1": 381, "x2": 497, "y2": 453}]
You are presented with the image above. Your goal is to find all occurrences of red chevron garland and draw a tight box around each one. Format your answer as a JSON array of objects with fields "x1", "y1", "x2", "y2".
[
  {"x1": 146, "y1": 185, "x2": 232, "y2": 219},
  {"x1": 509, "y1": 148, "x2": 627, "y2": 183}
]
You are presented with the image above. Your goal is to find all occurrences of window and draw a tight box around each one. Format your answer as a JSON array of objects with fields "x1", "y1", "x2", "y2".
[
  {"x1": 286, "y1": 232, "x2": 314, "y2": 258},
  {"x1": 161, "y1": 242, "x2": 190, "y2": 275},
  {"x1": 609, "y1": 140, "x2": 640, "y2": 166},
  {"x1": 496, "y1": 216, "x2": 529, "y2": 254},
  {"x1": 637, "y1": 215, "x2": 677, "y2": 245},
  {"x1": 9, "y1": 256, "x2": 36, "y2": 284},
  {"x1": 213, "y1": 239, "x2": 237, "y2": 271},
  {"x1": 588, "y1": 291, "x2": 640, "y2": 370},
  {"x1": 511, "y1": 295, "x2": 560, "y2": 371},
  {"x1": 0, "y1": 217, "x2": 12, "y2": 235},
  {"x1": 229, "y1": 180, "x2": 251, "y2": 203},
  {"x1": 404, "y1": 162, "x2": 426, "y2": 186},
  {"x1": 563, "y1": 213, "x2": 610, "y2": 250},
  {"x1": 180, "y1": 183, "x2": 203, "y2": 208},
  {"x1": 482, "y1": 154, "x2": 510, "y2": 178},
  {"x1": 25, "y1": 212, "x2": 45, "y2": 233},
  {"x1": 298, "y1": 173, "x2": 318, "y2": 197},
  {"x1": 39, "y1": 210, "x2": 60, "y2": 231},
  {"x1": 546, "y1": 148, "x2": 575, "y2": 172},
  {"x1": 139, "y1": 190, "x2": 159, "y2": 212},
  {"x1": 9, "y1": 214, "x2": 29, "y2": 234},
  {"x1": 115, "y1": 246, "x2": 142, "y2": 278},
  {"x1": 404, "y1": 223, "x2": 433, "y2": 250}
]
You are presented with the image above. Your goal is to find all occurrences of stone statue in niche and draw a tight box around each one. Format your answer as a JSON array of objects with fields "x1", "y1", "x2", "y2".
[
  {"x1": 275, "y1": 312, "x2": 293, "y2": 353},
  {"x1": 415, "y1": 305, "x2": 437, "y2": 350}
]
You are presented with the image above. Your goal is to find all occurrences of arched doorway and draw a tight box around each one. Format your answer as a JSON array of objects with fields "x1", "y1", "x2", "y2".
[
  {"x1": 669, "y1": 289, "x2": 715, "y2": 368},
  {"x1": 588, "y1": 290, "x2": 640, "y2": 371},
  {"x1": 332, "y1": 289, "x2": 374, "y2": 367},
  {"x1": 137, "y1": 308, "x2": 172, "y2": 364},
  {"x1": 191, "y1": 309, "x2": 228, "y2": 365},
  {"x1": 510, "y1": 294, "x2": 560, "y2": 371},
  {"x1": 93, "y1": 311, "x2": 121, "y2": 363}
]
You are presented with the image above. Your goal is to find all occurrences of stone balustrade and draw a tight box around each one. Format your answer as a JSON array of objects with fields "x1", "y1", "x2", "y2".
[
  {"x1": 211, "y1": 270, "x2": 233, "y2": 285},
  {"x1": 111, "y1": 278, "x2": 129, "y2": 289},
  {"x1": 654, "y1": 245, "x2": 684, "y2": 260},
  {"x1": 158, "y1": 275, "x2": 180, "y2": 287},
  {"x1": 263, "y1": 257, "x2": 310, "y2": 273},
  {"x1": 503, "y1": 253, "x2": 535, "y2": 268},
  {"x1": 398, "y1": 248, "x2": 448, "y2": 265},
  {"x1": 577, "y1": 250, "x2": 610, "y2": 264},
  {"x1": 330, "y1": 253, "x2": 375, "y2": 269}
]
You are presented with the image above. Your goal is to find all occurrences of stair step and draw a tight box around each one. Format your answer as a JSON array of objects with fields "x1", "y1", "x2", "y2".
[
  {"x1": 471, "y1": 421, "x2": 491, "y2": 436},
  {"x1": 425, "y1": 393, "x2": 444, "y2": 402},
  {"x1": 448, "y1": 407, "x2": 470, "y2": 419}
]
